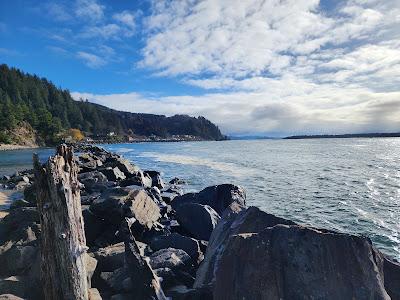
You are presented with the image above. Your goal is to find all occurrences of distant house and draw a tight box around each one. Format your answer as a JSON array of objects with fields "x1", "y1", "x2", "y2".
[{"x1": 107, "y1": 132, "x2": 115, "y2": 137}]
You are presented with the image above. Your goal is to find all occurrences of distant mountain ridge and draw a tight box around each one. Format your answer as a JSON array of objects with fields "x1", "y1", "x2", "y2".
[{"x1": 0, "y1": 64, "x2": 226, "y2": 145}]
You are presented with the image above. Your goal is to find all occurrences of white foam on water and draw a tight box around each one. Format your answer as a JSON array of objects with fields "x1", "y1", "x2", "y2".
[{"x1": 138, "y1": 152, "x2": 259, "y2": 178}]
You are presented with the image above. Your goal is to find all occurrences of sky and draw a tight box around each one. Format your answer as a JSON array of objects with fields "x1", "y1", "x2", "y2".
[{"x1": 1, "y1": 0, "x2": 399, "y2": 136}]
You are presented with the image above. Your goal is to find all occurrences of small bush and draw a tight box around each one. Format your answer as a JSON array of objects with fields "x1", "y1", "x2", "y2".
[{"x1": 0, "y1": 131, "x2": 12, "y2": 144}]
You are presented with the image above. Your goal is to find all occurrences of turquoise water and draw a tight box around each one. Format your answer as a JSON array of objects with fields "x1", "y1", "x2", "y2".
[{"x1": 0, "y1": 139, "x2": 399, "y2": 259}]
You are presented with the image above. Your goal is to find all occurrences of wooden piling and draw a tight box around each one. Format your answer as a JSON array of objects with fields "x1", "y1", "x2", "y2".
[{"x1": 34, "y1": 145, "x2": 88, "y2": 300}]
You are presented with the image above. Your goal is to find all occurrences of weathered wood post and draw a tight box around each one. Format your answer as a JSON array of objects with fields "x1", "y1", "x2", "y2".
[{"x1": 34, "y1": 144, "x2": 88, "y2": 300}]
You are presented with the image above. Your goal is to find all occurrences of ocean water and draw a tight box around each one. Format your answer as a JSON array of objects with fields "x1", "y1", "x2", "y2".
[{"x1": 0, "y1": 139, "x2": 399, "y2": 260}]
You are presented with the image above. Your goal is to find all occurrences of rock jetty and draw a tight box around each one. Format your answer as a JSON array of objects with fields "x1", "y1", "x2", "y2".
[{"x1": 0, "y1": 145, "x2": 399, "y2": 299}]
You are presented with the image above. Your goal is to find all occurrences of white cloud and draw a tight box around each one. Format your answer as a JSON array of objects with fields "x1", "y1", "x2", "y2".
[
  {"x1": 76, "y1": 51, "x2": 106, "y2": 68},
  {"x1": 127, "y1": 0, "x2": 400, "y2": 135},
  {"x1": 113, "y1": 10, "x2": 136, "y2": 32},
  {"x1": 75, "y1": 0, "x2": 105, "y2": 22}
]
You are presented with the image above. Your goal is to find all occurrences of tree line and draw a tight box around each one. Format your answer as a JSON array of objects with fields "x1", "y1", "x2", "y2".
[{"x1": 0, "y1": 64, "x2": 225, "y2": 145}]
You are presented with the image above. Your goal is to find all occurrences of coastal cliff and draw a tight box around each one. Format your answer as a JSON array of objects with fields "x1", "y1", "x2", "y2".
[{"x1": 0, "y1": 145, "x2": 399, "y2": 299}]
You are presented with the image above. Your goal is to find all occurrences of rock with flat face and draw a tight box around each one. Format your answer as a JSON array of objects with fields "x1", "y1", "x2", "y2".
[
  {"x1": 150, "y1": 233, "x2": 203, "y2": 264},
  {"x1": 175, "y1": 203, "x2": 220, "y2": 241},
  {"x1": 171, "y1": 184, "x2": 246, "y2": 215},
  {"x1": 94, "y1": 242, "x2": 125, "y2": 272},
  {"x1": 194, "y1": 206, "x2": 391, "y2": 300},
  {"x1": 89, "y1": 188, "x2": 131, "y2": 225},
  {"x1": 144, "y1": 170, "x2": 165, "y2": 189},
  {"x1": 122, "y1": 190, "x2": 161, "y2": 230},
  {"x1": 149, "y1": 248, "x2": 192, "y2": 271},
  {"x1": 0, "y1": 208, "x2": 40, "y2": 246},
  {"x1": 100, "y1": 167, "x2": 126, "y2": 182}
]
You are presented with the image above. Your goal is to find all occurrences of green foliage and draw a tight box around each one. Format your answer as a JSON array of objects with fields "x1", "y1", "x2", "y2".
[
  {"x1": 0, "y1": 64, "x2": 226, "y2": 145},
  {"x1": 0, "y1": 131, "x2": 12, "y2": 144}
]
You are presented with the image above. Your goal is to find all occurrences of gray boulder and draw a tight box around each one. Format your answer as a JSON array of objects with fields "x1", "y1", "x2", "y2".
[
  {"x1": 383, "y1": 256, "x2": 400, "y2": 300},
  {"x1": 195, "y1": 206, "x2": 391, "y2": 300},
  {"x1": 144, "y1": 170, "x2": 165, "y2": 189},
  {"x1": 100, "y1": 167, "x2": 126, "y2": 182},
  {"x1": 175, "y1": 203, "x2": 220, "y2": 241},
  {"x1": 171, "y1": 184, "x2": 246, "y2": 215},
  {"x1": 122, "y1": 190, "x2": 161, "y2": 230},
  {"x1": 150, "y1": 248, "x2": 192, "y2": 271},
  {"x1": 94, "y1": 242, "x2": 125, "y2": 272},
  {"x1": 89, "y1": 188, "x2": 131, "y2": 225},
  {"x1": 150, "y1": 233, "x2": 203, "y2": 264}
]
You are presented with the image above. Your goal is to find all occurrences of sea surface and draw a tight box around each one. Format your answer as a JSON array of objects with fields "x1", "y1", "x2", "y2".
[{"x1": 0, "y1": 139, "x2": 399, "y2": 260}]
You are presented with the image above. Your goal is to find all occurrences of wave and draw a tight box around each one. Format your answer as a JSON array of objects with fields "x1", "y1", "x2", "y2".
[{"x1": 138, "y1": 152, "x2": 259, "y2": 178}]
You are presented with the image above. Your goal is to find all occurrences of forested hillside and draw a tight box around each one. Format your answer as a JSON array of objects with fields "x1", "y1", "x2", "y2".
[{"x1": 0, "y1": 64, "x2": 225, "y2": 144}]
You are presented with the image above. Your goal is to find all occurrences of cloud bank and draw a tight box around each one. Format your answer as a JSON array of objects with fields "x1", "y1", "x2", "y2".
[{"x1": 57, "y1": 0, "x2": 400, "y2": 135}]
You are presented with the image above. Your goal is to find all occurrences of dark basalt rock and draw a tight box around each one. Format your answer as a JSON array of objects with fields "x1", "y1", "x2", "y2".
[
  {"x1": 175, "y1": 203, "x2": 220, "y2": 241},
  {"x1": 383, "y1": 256, "x2": 400, "y2": 300},
  {"x1": 93, "y1": 242, "x2": 146, "y2": 272},
  {"x1": 150, "y1": 233, "x2": 203, "y2": 264},
  {"x1": 195, "y1": 206, "x2": 391, "y2": 300},
  {"x1": 171, "y1": 184, "x2": 246, "y2": 215},
  {"x1": 82, "y1": 208, "x2": 107, "y2": 246},
  {"x1": 89, "y1": 187, "x2": 131, "y2": 226},
  {"x1": 100, "y1": 167, "x2": 126, "y2": 182},
  {"x1": 144, "y1": 170, "x2": 165, "y2": 189},
  {"x1": 0, "y1": 208, "x2": 40, "y2": 246},
  {"x1": 169, "y1": 177, "x2": 186, "y2": 185},
  {"x1": 149, "y1": 248, "x2": 192, "y2": 272}
]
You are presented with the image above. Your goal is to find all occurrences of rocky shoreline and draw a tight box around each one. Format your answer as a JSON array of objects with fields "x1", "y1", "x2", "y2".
[{"x1": 0, "y1": 145, "x2": 399, "y2": 299}]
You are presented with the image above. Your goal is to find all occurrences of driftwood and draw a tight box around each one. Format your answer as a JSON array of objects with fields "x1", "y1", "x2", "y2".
[{"x1": 34, "y1": 145, "x2": 88, "y2": 300}]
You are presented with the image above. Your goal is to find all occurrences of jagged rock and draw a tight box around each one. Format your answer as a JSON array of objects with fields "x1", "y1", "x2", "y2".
[
  {"x1": 122, "y1": 190, "x2": 161, "y2": 230},
  {"x1": 100, "y1": 167, "x2": 126, "y2": 182},
  {"x1": 82, "y1": 208, "x2": 107, "y2": 246},
  {"x1": 80, "y1": 159, "x2": 103, "y2": 173},
  {"x1": 194, "y1": 204, "x2": 291, "y2": 287},
  {"x1": 100, "y1": 267, "x2": 129, "y2": 292},
  {"x1": 169, "y1": 177, "x2": 186, "y2": 185},
  {"x1": 23, "y1": 184, "x2": 36, "y2": 205},
  {"x1": 144, "y1": 170, "x2": 165, "y2": 189},
  {"x1": 88, "y1": 288, "x2": 102, "y2": 300},
  {"x1": 105, "y1": 156, "x2": 140, "y2": 178},
  {"x1": 94, "y1": 242, "x2": 125, "y2": 272},
  {"x1": 150, "y1": 233, "x2": 203, "y2": 263},
  {"x1": 124, "y1": 237, "x2": 166, "y2": 299},
  {"x1": 0, "y1": 277, "x2": 25, "y2": 299},
  {"x1": 79, "y1": 171, "x2": 110, "y2": 193},
  {"x1": 0, "y1": 208, "x2": 40, "y2": 246},
  {"x1": 175, "y1": 203, "x2": 220, "y2": 241},
  {"x1": 195, "y1": 206, "x2": 390, "y2": 300},
  {"x1": 93, "y1": 227, "x2": 120, "y2": 248},
  {"x1": 85, "y1": 254, "x2": 98, "y2": 288},
  {"x1": 149, "y1": 248, "x2": 192, "y2": 271},
  {"x1": 383, "y1": 256, "x2": 400, "y2": 300},
  {"x1": 120, "y1": 171, "x2": 152, "y2": 188},
  {"x1": 89, "y1": 188, "x2": 131, "y2": 225},
  {"x1": 171, "y1": 184, "x2": 246, "y2": 215},
  {"x1": 0, "y1": 245, "x2": 37, "y2": 277},
  {"x1": 154, "y1": 268, "x2": 195, "y2": 290}
]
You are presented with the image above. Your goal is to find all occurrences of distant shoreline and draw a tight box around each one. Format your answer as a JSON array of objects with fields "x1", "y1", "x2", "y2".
[
  {"x1": 284, "y1": 132, "x2": 400, "y2": 139},
  {"x1": 0, "y1": 144, "x2": 39, "y2": 151}
]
